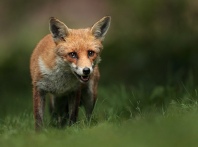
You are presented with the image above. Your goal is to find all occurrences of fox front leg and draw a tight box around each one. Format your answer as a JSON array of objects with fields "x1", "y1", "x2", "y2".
[
  {"x1": 82, "y1": 93, "x2": 97, "y2": 122},
  {"x1": 68, "y1": 89, "x2": 81, "y2": 126},
  {"x1": 81, "y1": 84, "x2": 98, "y2": 122},
  {"x1": 33, "y1": 87, "x2": 46, "y2": 131}
]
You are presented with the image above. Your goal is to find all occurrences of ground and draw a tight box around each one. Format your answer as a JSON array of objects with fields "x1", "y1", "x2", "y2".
[{"x1": 1, "y1": 84, "x2": 198, "y2": 147}]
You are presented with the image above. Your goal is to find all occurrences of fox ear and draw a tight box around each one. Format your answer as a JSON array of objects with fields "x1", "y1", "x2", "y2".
[
  {"x1": 91, "y1": 16, "x2": 111, "y2": 40},
  {"x1": 49, "y1": 17, "x2": 69, "y2": 42}
]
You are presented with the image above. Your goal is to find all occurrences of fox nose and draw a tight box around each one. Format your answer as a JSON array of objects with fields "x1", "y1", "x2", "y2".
[{"x1": 83, "y1": 67, "x2": 90, "y2": 75}]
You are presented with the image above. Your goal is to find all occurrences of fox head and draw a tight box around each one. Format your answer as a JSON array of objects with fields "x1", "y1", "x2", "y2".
[{"x1": 49, "y1": 16, "x2": 111, "y2": 83}]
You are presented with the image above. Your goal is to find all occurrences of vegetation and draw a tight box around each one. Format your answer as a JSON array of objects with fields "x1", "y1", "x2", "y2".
[
  {"x1": 1, "y1": 84, "x2": 198, "y2": 147},
  {"x1": 1, "y1": 0, "x2": 198, "y2": 146}
]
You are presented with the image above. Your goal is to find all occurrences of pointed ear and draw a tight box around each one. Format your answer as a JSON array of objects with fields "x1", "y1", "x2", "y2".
[
  {"x1": 49, "y1": 17, "x2": 69, "y2": 43},
  {"x1": 91, "y1": 16, "x2": 111, "y2": 40}
]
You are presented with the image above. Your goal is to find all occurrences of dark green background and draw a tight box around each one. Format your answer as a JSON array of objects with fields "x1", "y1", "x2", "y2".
[{"x1": 1, "y1": 0, "x2": 198, "y2": 113}]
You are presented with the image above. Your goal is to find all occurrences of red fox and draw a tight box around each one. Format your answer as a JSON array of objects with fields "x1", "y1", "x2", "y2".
[{"x1": 30, "y1": 16, "x2": 111, "y2": 131}]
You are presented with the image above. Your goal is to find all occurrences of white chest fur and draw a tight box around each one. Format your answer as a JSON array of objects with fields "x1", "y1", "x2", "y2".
[{"x1": 37, "y1": 56, "x2": 79, "y2": 94}]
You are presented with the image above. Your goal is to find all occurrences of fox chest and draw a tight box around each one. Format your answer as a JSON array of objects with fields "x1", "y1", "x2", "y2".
[{"x1": 36, "y1": 57, "x2": 79, "y2": 94}]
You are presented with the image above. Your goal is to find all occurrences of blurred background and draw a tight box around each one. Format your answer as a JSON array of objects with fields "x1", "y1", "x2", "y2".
[{"x1": 1, "y1": 0, "x2": 198, "y2": 117}]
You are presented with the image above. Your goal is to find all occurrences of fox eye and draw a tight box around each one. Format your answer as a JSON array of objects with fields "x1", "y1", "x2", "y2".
[
  {"x1": 88, "y1": 50, "x2": 95, "y2": 57},
  {"x1": 68, "y1": 52, "x2": 78, "y2": 58}
]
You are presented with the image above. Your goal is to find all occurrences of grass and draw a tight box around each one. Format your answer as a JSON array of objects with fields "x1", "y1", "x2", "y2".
[{"x1": 1, "y1": 84, "x2": 198, "y2": 147}]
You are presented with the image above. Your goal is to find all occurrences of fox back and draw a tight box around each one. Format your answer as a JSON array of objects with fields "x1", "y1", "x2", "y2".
[{"x1": 30, "y1": 16, "x2": 111, "y2": 130}]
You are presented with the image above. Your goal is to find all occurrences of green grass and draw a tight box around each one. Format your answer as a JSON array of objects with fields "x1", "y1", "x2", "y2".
[{"x1": 1, "y1": 84, "x2": 198, "y2": 147}]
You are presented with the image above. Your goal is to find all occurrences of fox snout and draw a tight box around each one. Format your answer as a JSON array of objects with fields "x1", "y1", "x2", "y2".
[
  {"x1": 70, "y1": 64, "x2": 93, "y2": 83},
  {"x1": 83, "y1": 67, "x2": 91, "y2": 75}
]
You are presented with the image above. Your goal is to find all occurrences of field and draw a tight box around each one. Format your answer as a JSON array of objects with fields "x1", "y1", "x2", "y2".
[
  {"x1": 1, "y1": 84, "x2": 198, "y2": 147},
  {"x1": 2, "y1": 0, "x2": 198, "y2": 146}
]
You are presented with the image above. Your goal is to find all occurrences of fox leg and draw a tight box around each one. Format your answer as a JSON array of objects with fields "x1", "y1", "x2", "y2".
[
  {"x1": 33, "y1": 87, "x2": 46, "y2": 131},
  {"x1": 82, "y1": 90, "x2": 97, "y2": 121},
  {"x1": 49, "y1": 95, "x2": 69, "y2": 127},
  {"x1": 49, "y1": 95, "x2": 58, "y2": 127},
  {"x1": 81, "y1": 81, "x2": 98, "y2": 122},
  {"x1": 68, "y1": 89, "x2": 81, "y2": 126}
]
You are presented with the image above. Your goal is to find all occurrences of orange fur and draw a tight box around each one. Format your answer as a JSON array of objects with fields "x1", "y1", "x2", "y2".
[{"x1": 30, "y1": 16, "x2": 111, "y2": 131}]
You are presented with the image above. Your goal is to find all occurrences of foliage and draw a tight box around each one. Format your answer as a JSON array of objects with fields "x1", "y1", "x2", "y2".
[
  {"x1": 1, "y1": 0, "x2": 198, "y2": 146},
  {"x1": 1, "y1": 85, "x2": 198, "y2": 147}
]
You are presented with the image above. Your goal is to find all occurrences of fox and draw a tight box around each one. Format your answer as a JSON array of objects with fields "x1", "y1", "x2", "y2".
[{"x1": 30, "y1": 16, "x2": 111, "y2": 131}]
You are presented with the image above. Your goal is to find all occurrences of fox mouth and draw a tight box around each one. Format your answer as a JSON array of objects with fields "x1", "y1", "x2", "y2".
[{"x1": 74, "y1": 72, "x2": 90, "y2": 83}]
